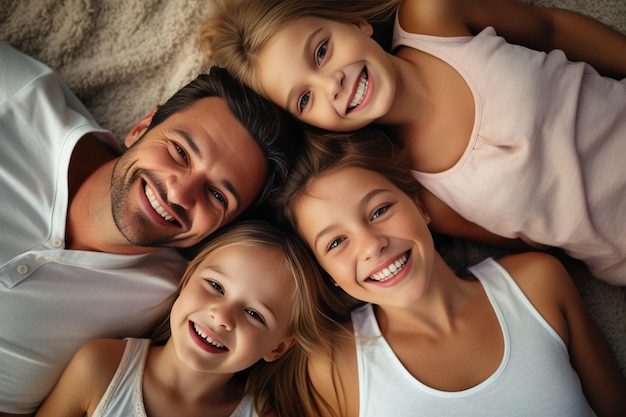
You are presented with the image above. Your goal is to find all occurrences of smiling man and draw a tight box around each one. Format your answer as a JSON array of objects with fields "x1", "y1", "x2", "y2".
[{"x1": 0, "y1": 43, "x2": 301, "y2": 416}]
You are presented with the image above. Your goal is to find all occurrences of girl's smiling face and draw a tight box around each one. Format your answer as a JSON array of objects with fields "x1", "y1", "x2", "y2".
[
  {"x1": 294, "y1": 166, "x2": 435, "y2": 308},
  {"x1": 256, "y1": 16, "x2": 397, "y2": 132},
  {"x1": 169, "y1": 243, "x2": 295, "y2": 374}
]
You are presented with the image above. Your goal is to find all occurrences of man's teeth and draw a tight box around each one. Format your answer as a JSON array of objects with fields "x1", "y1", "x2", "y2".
[
  {"x1": 370, "y1": 252, "x2": 409, "y2": 282},
  {"x1": 193, "y1": 323, "x2": 226, "y2": 349},
  {"x1": 348, "y1": 69, "x2": 368, "y2": 110},
  {"x1": 145, "y1": 184, "x2": 174, "y2": 222}
]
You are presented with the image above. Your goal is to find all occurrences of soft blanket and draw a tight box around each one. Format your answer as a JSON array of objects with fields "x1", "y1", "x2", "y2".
[{"x1": 1, "y1": 0, "x2": 625, "y2": 375}]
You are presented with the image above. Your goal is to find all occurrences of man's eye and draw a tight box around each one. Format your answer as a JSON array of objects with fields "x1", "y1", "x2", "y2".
[
  {"x1": 298, "y1": 92, "x2": 311, "y2": 113},
  {"x1": 315, "y1": 41, "x2": 328, "y2": 65},
  {"x1": 208, "y1": 280, "x2": 224, "y2": 294},
  {"x1": 174, "y1": 143, "x2": 188, "y2": 162},
  {"x1": 210, "y1": 189, "x2": 227, "y2": 207},
  {"x1": 245, "y1": 309, "x2": 265, "y2": 324}
]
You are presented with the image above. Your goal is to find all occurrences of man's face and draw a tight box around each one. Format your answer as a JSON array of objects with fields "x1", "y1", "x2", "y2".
[{"x1": 110, "y1": 97, "x2": 267, "y2": 248}]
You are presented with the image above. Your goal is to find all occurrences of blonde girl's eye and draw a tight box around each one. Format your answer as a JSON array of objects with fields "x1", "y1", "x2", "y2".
[
  {"x1": 208, "y1": 280, "x2": 224, "y2": 295},
  {"x1": 298, "y1": 91, "x2": 311, "y2": 113},
  {"x1": 371, "y1": 204, "x2": 392, "y2": 220},
  {"x1": 327, "y1": 236, "x2": 346, "y2": 253},
  {"x1": 245, "y1": 309, "x2": 266, "y2": 324},
  {"x1": 315, "y1": 40, "x2": 328, "y2": 65}
]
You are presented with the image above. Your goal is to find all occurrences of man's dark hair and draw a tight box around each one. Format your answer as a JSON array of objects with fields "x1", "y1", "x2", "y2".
[{"x1": 146, "y1": 66, "x2": 303, "y2": 210}]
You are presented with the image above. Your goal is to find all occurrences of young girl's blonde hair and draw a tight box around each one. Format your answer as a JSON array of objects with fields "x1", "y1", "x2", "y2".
[
  {"x1": 151, "y1": 219, "x2": 358, "y2": 416},
  {"x1": 199, "y1": 0, "x2": 399, "y2": 93}
]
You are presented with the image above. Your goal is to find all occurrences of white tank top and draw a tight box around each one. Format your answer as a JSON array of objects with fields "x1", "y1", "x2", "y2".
[
  {"x1": 352, "y1": 258, "x2": 595, "y2": 416},
  {"x1": 93, "y1": 338, "x2": 258, "y2": 417}
]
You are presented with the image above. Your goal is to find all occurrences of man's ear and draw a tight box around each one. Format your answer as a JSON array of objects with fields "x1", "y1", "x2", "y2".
[
  {"x1": 353, "y1": 17, "x2": 374, "y2": 36},
  {"x1": 262, "y1": 336, "x2": 296, "y2": 362},
  {"x1": 124, "y1": 108, "x2": 158, "y2": 148}
]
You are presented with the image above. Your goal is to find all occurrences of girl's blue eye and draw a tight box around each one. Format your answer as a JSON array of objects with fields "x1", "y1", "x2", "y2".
[
  {"x1": 327, "y1": 237, "x2": 345, "y2": 252},
  {"x1": 372, "y1": 204, "x2": 391, "y2": 220},
  {"x1": 315, "y1": 41, "x2": 328, "y2": 65},
  {"x1": 298, "y1": 92, "x2": 311, "y2": 112},
  {"x1": 209, "y1": 280, "x2": 224, "y2": 294},
  {"x1": 245, "y1": 309, "x2": 265, "y2": 324}
]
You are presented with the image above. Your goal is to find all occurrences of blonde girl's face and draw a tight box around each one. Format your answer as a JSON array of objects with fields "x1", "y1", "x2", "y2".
[
  {"x1": 294, "y1": 167, "x2": 436, "y2": 308},
  {"x1": 169, "y1": 244, "x2": 295, "y2": 374},
  {"x1": 256, "y1": 16, "x2": 397, "y2": 132}
]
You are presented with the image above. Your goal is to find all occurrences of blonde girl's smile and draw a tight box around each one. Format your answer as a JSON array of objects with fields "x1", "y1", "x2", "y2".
[
  {"x1": 256, "y1": 16, "x2": 396, "y2": 132},
  {"x1": 367, "y1": 250, "x2": 411, "y2": 284},
  {"x1": 346, "y1": 67, "x2": 373, "y2": 114},
  {"x1": 295, "y1": 166, "x2": 435, "y2": 307},
  {"x1": 189, "y1": 321, "x2": 229, "y2": 353}
]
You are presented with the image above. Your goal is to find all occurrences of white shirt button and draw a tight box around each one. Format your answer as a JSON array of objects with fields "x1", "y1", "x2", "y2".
[
  {"x1": 17, "y1": 264, "x2": 29, "y2": 275},
  {"x1": 51, "y1": 238, "x2": 63, "y2": 248}
]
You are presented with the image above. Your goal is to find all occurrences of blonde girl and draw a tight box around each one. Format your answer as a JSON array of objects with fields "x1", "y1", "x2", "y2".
[
  {"x1": 35, "y1": 220, "x2": 349, "y2": 417},
  {"x1": 200, "y1": 0, "x2": 626, "y2": 285},
  {"x1": 274, "y1": 128, "x2": 626, "y2": 417}
]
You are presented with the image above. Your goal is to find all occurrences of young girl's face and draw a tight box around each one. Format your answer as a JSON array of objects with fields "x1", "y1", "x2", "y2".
[
  {"x1": 169, "y1": 244, "x2": 295, "y2": 373},
  {"x1": 256, "y1": 16, "x2": 397, "y2": 132},
  {"x1": 294, "y1": 166, "x2": 435, "y2": 308}
]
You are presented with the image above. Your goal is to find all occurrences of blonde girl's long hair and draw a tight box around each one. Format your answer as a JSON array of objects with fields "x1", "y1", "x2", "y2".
[
  {"x1": 152, "y1": 219, "x2": 359, "y2": 416},
  {"x1": 199, "y1": 0, "x2": 400, "y2": 91}
]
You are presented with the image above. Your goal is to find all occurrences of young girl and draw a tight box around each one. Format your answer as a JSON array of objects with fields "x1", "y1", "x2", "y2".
[
  {"x1": 200, "y1": 0, "x2": 626, "y2": 285},
  {"x1": 35, "y1": 220, "x2": 348, "y2": 417},
  {"x1": 275, "y1": 128, "x2": 626, "y2": 417}
]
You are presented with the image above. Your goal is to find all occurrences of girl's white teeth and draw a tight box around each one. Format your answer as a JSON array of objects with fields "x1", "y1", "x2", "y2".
[
  {"x1": 370, "y1": 252, "x2": 409, "y2": 282},
  {"x1": 348, "y1": 69, "x2": 368, "y2": 110},
  {"x1": 193, "y1": 323, "x2": 226, "y2": 349},
  {"x1": 145, "y1": 184, "x2": 174, "y2": 222}
]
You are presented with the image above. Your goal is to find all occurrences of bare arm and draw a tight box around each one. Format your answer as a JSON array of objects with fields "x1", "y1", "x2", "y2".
[
  {"x1": 499, "y1": 253, "x2": 626, "y2": 417},
  {"x1": 35, "y1": 339, "x2": 126, "y2": 417},
  {"x1": 400, "y1": 0, "x2": 626, "y2": 78}
]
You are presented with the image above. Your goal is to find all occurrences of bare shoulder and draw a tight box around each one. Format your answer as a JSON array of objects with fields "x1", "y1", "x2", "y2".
[
  {"x1": 496, "y1": 252, "x2": 574, "y2": 341},
  {"x1": 76, "y1": 338, "x2": 128, "y2": 370},
  {"x1": 307, "y1": 324, "x2": 359, "y2": 417},
  {"x1": 35, "y1": 339, "x2": 129, "y2": 417},
  {"x1": 398, "y1": 0, "x2": 472, "y2": 36}
]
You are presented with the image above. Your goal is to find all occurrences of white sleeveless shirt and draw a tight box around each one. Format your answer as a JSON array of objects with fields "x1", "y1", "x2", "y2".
[
  {"x1": 93, "y1": 338, "x2": 258, "y2": 417},
  {"x1": 352, "y1": 258, "x2": 595, "y2": 416}
]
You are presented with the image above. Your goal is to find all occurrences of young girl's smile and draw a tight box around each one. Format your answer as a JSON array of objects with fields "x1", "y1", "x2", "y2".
[
  {"x1": 256, "y1": 16, "x2": 397, "y2": 132},
  {"x1": 169, "y1": 243, "x2": 295, "y2": 374},
  {"x1": 294, "y1": 166, "x2": 435, "y2": 307}
]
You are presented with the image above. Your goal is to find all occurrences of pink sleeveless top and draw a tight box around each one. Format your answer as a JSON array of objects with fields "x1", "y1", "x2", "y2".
[{"x1": 394, "y1": 21, "x2": 626, "y2": 284}]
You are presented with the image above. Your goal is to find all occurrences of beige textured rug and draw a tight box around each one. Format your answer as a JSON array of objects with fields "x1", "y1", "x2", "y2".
[{"x1": 1, "y1": 0, "x2": 625, "y2": 375}]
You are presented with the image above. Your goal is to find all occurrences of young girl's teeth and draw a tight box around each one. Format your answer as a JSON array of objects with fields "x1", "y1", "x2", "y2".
[
  {"x1": 370, "y1": 253, "x2": 408, "y2": 282},
  {"x1": 348, "y1": 70, "x2": 368, "y2": 110},
  {"x1": 145, "y1": 184, "x2": 174, "y2": 222},
  {"x1": 193, "y1": 323, "x2": 226, "y2": 349}
]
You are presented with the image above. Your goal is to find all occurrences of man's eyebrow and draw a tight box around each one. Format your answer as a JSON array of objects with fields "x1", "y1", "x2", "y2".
[{"x1": 174, "y1": 128, "x2": 241, "y2": 210}]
